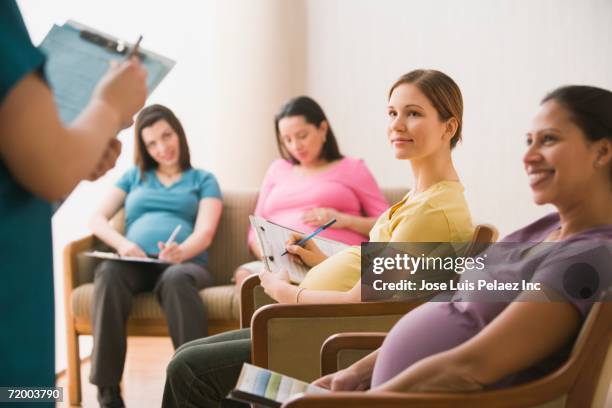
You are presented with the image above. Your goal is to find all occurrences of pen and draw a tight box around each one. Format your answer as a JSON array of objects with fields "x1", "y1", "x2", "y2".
[
  {"x1": 165, "y1": 225, "x2": 182, "y2": 247},
  {"x1": 126, "y1": 35, "x2": 143, "y2": 59},
  {"x1": 281, "y1": 218, "x2": 336, "y2": 256}
]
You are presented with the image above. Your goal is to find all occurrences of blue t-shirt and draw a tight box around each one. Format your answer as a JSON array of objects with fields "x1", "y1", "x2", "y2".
[
  {"x1": 116, "y1": 167, "x2": 222, "y2": 265},
  {"x1": 0, "y1": 1, "x2": 55, "y2": 390}
]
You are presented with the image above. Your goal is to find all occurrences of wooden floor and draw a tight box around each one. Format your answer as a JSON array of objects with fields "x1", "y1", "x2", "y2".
[{"x1": 56, "y1": 337, "x2": 174, "y2": 407}]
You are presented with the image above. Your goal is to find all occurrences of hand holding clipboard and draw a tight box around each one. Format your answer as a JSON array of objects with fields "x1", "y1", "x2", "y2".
[{"x1": 39, "y1": 20, "x2": 175, "y2": 124}]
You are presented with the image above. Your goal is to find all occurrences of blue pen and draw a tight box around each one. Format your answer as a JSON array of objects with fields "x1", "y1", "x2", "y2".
[{"x1": 281, "y1": 218, "x2": 336, "y2": 256}]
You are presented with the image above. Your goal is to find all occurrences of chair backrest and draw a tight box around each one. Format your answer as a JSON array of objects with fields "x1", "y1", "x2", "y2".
[
  {"x1": 209, "y1": 187, "x2": 408, "y2": 284},
  {"x1": 465, "y1": 223, "x2": 499, "y2": 257},
  {"x1": 96, "y1": 187, "x2": 409, "y2": 286},
  {"x1": 563, "y1": 289, "x2": 612, "y2": 407},
  {"x1": 207, "y1": 190, "x2": 259, "y2": 284},
  {"x1": 382, "y1": 187, "x2": 408, "y2": 207}
]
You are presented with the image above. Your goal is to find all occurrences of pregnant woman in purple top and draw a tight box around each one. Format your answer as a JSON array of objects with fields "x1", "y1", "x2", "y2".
[{"x1": 313, "y1": 85, "x2": 612, "y2": 393}]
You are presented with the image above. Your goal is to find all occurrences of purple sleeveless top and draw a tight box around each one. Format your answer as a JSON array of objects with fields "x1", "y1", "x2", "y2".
[{"x1": 371, "y1": 213, "x2": 612, "y2": 388}]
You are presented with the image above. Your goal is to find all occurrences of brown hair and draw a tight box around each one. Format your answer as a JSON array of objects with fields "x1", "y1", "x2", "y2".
[
  {"x1": 389, "y1": 69, "x2": 463, "y2": 149},
  {"x1": 134, "y1": 104, "x2": 192, "y2": 173},
  {"x1": 274, "y1": 96, "x2": 343, "y2": 164}
]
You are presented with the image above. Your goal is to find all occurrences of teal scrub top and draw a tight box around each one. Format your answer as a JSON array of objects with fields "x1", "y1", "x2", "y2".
[{"x1": 0, "y1": 1, "x2": 55, "y2": 389}]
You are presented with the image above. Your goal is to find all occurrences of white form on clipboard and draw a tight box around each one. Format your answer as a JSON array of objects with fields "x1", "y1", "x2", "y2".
[{"x1": 249, "y1": 215, "x2": 348, "y2": 284}]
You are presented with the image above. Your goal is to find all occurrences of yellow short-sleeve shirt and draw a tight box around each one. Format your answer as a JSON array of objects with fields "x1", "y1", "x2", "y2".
[{"x1": 299, "y1": 181, "x2": 474, "y2": 291}]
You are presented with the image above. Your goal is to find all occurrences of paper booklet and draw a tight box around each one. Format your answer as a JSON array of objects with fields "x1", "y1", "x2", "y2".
[
  {"x1": 249, "y1": 216, "x2": 349, "y2": 284},
  {"x1": 83, "y1": 251, "x2": 170, "y2": 265},
  {"x1": 229, "y1": 363, "x2": 328, "y2": 407}
]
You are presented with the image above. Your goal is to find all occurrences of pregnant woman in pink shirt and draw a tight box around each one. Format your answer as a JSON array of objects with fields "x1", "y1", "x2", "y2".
[{"x1": 233, "y1": 96, "x2": 389, "y2": 289}]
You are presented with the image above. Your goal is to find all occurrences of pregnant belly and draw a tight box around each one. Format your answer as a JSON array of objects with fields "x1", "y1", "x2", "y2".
[{"x1": 370, "y1": 302, "x2": 480, "y2": 387}]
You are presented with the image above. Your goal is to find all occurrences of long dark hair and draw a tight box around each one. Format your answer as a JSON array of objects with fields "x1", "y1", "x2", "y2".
[
  {"x1": 134, "y1": 104, "x2": 192, "y2": 173},
  {"x1": 543, "y1": 85, "x2": 612, "y2": 180},
  {"x1": 274, "y1": 96, "x2": 343, "y2": 164},
  {"x1": 542, "y1": 85, "x2": 612, "y2": 145},
  {"x1": 389, "y1": 69, "x2": 464, "y2": 149}
]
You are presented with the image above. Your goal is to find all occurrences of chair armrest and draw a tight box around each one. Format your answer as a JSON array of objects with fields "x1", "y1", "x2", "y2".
[
  {"x1": 239, "y1": 274, "x2": 277, "y2": 328},
  {"x1": 251, "y1": 301, "x2": 422, "y2": 381},
  {"x1": 240, "y1": 273, "x2": 260, "y2": 328},
  {"x1": 287, "y1": 297, "x2": 612, "y2": 408},
  {"x1": 320, "y1": 332, "x2": 387, "y2": 376},
  {"x1": 63, "y1": 235, "x2": 95, "y2": 292},
  {"x1": 281, "y1": 389, "x2": 562, "y2": 408}
]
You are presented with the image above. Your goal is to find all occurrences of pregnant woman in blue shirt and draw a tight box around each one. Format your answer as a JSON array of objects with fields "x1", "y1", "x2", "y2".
[{"x1": 88, "y1": 104, "x2": 223, "y2": 407}]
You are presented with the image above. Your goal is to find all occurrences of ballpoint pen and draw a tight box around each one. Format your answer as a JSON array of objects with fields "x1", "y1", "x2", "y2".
[
  {"x1": 127, "y1": 35, "x2": 143, "y2": 59},
  {"x1": 281, "y1": 218, "x2": 336, "y2": 256},
  {"x1": 165, "y1": 225, "x2": 182, "y2": 247}
]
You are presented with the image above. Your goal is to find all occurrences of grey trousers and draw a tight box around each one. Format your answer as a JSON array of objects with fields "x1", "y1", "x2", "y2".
[
  {"x1": 162, "y1": 328, "x2": 252, "y2": 408},
  {"x1": 89, "y1": 260, "x2": 214, "y2": 386}
]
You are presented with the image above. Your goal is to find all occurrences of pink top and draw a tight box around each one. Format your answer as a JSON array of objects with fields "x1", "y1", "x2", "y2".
[{"x1": 248, "y1": 157, "x2": 388, "y2": 246}]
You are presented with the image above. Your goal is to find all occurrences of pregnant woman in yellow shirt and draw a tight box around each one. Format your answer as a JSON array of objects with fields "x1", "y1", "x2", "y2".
[{"x1": 163, "y1": 68, "x2": 474, "y2": 408}]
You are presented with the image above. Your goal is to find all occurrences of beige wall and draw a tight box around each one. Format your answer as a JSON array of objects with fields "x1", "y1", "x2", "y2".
[
  {"x1": 211, "y1": 0, "x2": 307, "y2": 188},
  {"x1": 302, "y1": 0, "x2": 612, "y2": 236},
  {"x1": 20, "y1": 0, "x2": 308, "y2": 371}
]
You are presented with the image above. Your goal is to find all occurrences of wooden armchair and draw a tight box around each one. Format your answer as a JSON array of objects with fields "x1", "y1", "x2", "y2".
[
  {"x1": 63, "y1": 190, "x2": 259, "y2": 405},
  {"x1": 239, "y1": 187, "x2": 411, "y2": 327},
  {"x1": 245, "y1": 223, "x2": 499, "y2": 382},
  {"x1": 250, "y1": 301, "x2": 424, "y2": 382},
  {"x1": 240, "y1": 223, "x2": 499, "y2": 327},
  {"x1": 284, "y1": 292, "x2": 612, "y2": 408}
]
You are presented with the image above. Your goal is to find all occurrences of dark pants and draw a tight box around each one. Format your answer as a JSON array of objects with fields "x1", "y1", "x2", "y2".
[
  {"x1": 89, "y1": 260, "x2": 214, "y2": 386},
  {"x1": 162, "y1": 328, "x2": 252, "y2": 408}
]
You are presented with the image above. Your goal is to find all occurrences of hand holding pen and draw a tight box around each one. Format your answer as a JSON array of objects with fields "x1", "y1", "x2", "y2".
[
  {"x1": 281, "y1": 218, "x2": 336, "y2": 256},
  {"x1": 158, "y1": 225, "x2": 184, "y2": 264},
  {"x1": 282, "y1": 219, "x2": 336, "y2": 268},
  {"x1": 92, "y1": 34, "x2": 147, "y2": 129}
]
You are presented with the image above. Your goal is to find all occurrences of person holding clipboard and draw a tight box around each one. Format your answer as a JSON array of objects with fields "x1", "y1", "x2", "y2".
[
  {"x1": 0, "y1": 1, "x2": 146, "y2": 405},
  {"x1": 88, "y1": 104, "x2": 223, "y2": 407}
]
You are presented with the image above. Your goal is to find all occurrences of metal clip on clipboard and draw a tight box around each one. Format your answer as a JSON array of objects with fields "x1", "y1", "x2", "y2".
[{"x1": 79, "y1": 30, "x2": 146, "y2": 60}]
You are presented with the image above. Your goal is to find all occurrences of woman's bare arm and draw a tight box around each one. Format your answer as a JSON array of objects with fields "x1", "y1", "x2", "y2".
[
  {"x1": 88, "y1": 186, "x2": 147, "y2": 257},
  {"x1": 158, "y1": 198, "x2": 223, "y2": 263},
  {"x1": 259, "y1": 271, "x2": 361, "y2": 304},
  {"x1": 0, "y1": 60, "x2": 146, "y2": 201}
]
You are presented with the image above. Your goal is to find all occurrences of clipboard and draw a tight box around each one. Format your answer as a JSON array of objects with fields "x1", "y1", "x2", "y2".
[
  {"x1": 83, "y1": 251, "x2": 171, "y2": 265},
  {"x1": 39, "y1": 20, "x2": 175, "y2": 124},
  {"x1": 249, "y1": 215, "x2": 348, "y2": 283}
]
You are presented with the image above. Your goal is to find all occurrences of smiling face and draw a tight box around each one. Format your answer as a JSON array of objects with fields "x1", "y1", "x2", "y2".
[
  {"x1": 141, "y1": 119, "x2": 181, "y2": 168},
  {"x1": 277, "y1": 115, "x2": 328, "y2": 166},
  {"x1": 387, "y1": 83, "x2": 453, "y2": 160},
  {"x1": 524, "y1": 100, "x2": 605, "y2": 206}
]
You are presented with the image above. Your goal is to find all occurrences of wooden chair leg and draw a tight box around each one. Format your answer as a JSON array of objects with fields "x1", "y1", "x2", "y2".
[{"x1": 66, "y1": 322, "x2": 82, "y2": 406}]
